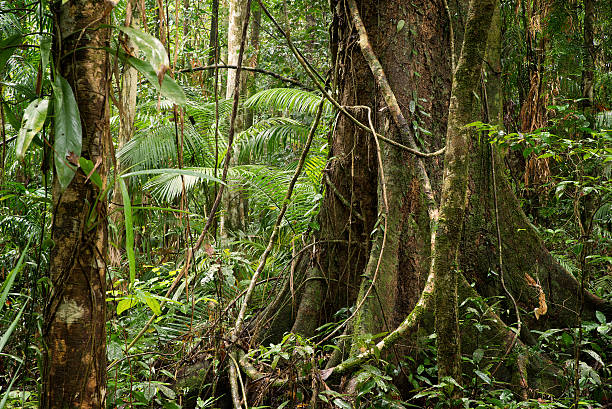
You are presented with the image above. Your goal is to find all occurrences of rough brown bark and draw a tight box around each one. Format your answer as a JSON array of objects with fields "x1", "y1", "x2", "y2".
[
  {"x1": 286, "y1": 0, "x2": 609, "y2": 357},
  {"x1": 42, "y1": 0, "x2": 110, "y2": 407}
]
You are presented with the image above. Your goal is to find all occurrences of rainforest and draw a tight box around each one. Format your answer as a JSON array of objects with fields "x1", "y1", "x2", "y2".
[{"x1": 0, "y1": 0, "x2": 611, "y2": 408}]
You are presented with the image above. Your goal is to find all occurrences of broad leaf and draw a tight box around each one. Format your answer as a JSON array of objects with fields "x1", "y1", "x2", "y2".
[
  {"x1": 78, "y1": 157, "x2": 103, "y2": 189},
  {"x1": 117, "y1": 297, "x2": 137, "y2": 315},
  {"x1": 118, "y1": 26, "x2": 169, "y2": 84},
  {"x1": 40, "y1": 35, "x2": 52, "y2": 73},
  {"x1": 16, "y1": 98, "x2": 49, "y2": 160},
  {"x1": 137, "y1": 291, "x2": 162, "y2": 316},
  {"x1": 125, "y1": 56, "x2": 186, "y2": 105},
  {"x1": 52, "y1": 74, "x2": 82, "y2": 189}
]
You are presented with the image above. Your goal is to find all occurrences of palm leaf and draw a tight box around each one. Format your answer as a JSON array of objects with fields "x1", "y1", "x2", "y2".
[{"x1": 245, "y1": 88, "x2": 334, "y2": 117}]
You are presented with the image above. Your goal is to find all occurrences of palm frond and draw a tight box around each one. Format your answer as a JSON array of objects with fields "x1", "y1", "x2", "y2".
[
  {"x1": 117, "y1": 122, "x2": 212, "y2": 171},
  {"x1": 143, "y1": 166, "x2": 246, "y2": 202},
  {"x1": 236, "y1": 117, "x2": 309, "y2": 163},
  {"x1": 245, "y1": 88, "x2": 334, "y2": 117}
]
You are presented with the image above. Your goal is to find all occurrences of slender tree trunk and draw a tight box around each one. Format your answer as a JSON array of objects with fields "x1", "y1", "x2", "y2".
[
  {"x1": 244, "y1": 2, "x2": 261, "y2": 129},
  {"x1": 110, "y1": 0, "x2": 140, "y2": 269},
  {"x1": 207, "y1": 0, "x2": 219, "y2": 78},
  {"x1": 42, "y1": 0, "x2": 111, "y2": 407},
  {"x1": 226, "y1": 0, "x2": 248, "y2": 100},
  {"x1": 581, "y1": 0, "x2": 595, "y2": 106},
  {"x1": 221, "y1": 0, "x2": 249, "y2": 239}
]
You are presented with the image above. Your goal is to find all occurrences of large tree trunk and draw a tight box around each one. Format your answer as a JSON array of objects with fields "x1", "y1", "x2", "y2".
[
  {"x1": 279, "y1": 0, "x2": 609, "y2": 368},
  {"x1": 432, "y1": 0, "x2": 496, "y2": 383},
  {"x1": 42, "y1": 0, "x2": 110, "y2": 407}
]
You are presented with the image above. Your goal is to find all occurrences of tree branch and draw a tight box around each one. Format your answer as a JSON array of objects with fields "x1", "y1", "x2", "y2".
[{"x1": 178, "y1": 64, "x2": 313, "y2": 90}]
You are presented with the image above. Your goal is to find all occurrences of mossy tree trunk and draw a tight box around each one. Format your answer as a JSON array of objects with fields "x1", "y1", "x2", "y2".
[
  {"x1": 42, "y1": 0, "x2": 111, "y2": 407},
  {"x1": 432, "y1": 0, "x2": 496, "y2": 384},
  {"x1": 281, "y1": 0, "x2": 610, "y2": 368}
]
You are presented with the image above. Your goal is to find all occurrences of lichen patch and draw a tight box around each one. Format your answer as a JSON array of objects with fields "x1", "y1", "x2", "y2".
[{"x1": 56, "y1": 300, "x2": 85, "y2": 325}]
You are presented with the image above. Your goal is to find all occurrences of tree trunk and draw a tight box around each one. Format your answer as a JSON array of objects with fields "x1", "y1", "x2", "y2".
[
  {"x1": 207, "y1": 0, "x2": 219, "y2": 78},
  {"x1": 226, "y1": 0, "x2": 248, "y2": 100},
  {"x1": 432, "y1": 0, "x2": 496, "y2": 384},
  {"x1": 581, "y1": 0, "x2": 595, "y2": 107},
  {"x1": 221, "y1": 0, "x2": 250, "y2": 239},
  {"x1": 42, "y1": 0, "x2": 110, "y2": 407},
  {"x1": 110, "y1": 0, "x2": 139, "y2": 270},
  {"x1": 282, "y1": 0, "x2": 610, "y2": 369}
]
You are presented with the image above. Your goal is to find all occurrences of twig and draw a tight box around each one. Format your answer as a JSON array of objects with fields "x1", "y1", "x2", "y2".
[{"x1": 178, "y1": 64, "x2": 312, "y2": 90}]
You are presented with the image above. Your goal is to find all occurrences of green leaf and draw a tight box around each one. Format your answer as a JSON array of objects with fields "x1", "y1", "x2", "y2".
[
  {"x1": 137, "y1": 291, "x2": 162, "y2": 316},
  {"x1": 123, "y1": 168, "x2": 224, "y2": 184},
  {"x1": 116, "y1": 297, "x2": 137, "y2": 315},
  {"x1": 2, "y1": 103, "x2": 20, "y2": 130},
  {"x1": 78, "y1": 157, "x2": 103, "y2": 189},
  {"x1": 40, "y1": 35, "x2": 52, "y2": 73},
  {"x1": 124, "y1": 55, "x2": 186, "y2": 105},
  {"x1": 333, "y1": 398, "x2": 352, "y2": 409},
  {"x1": 0, "y1": 238, "x2": 31, "y2": 313},
  {"x1": 472, "y1": 348, "x2": 484, "y2": 364},
  {"x1": 595, "y1": 310, "x2": 606, "y2": 324},
  {"x1": 0, "y1": 34, "x2": 22, "y2": 74},
  {"x1": 119, "y1": 178, "x2": 136, "y2": 285},
  {"x1": 396, "y1": 20, "x2": 405, "y2": 33},
  {"x1": 118, "y1": 26, "x2": 170, "y2": 83},
  {"x1": 16, "y1": 98, "x2": 49, "y2": 160},
  {"x1": 474, "y1": 370, "x2": 491, "y2": 384},
  {"x1": 52, "y1": 74, "x2": 82, "y2": 189},
  {"x1": 584, "y1": 349, "x2": 604, "y2": 367}
]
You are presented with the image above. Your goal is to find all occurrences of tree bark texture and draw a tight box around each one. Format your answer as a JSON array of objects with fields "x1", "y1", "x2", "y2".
[
  {"x1": 226, "y1": 0, "x2": 248, "y2": 100},
  {"x1": 432, "y1": 0, "x2": 496, "y2": 384},
  {"x1": 42, "y1": 0, "x2": 110, "y2": 408},
  {"x1": 220, "y1": 0, "x2": 251, "y2": 239}
]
